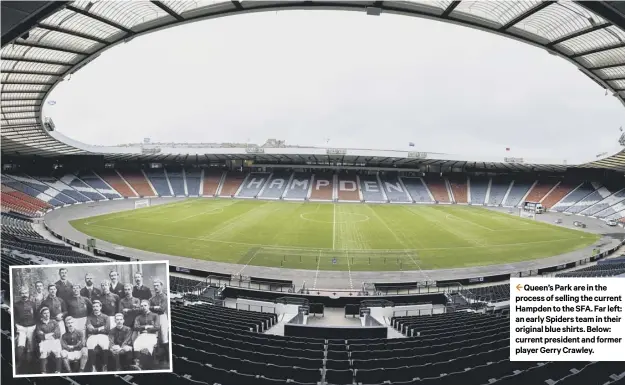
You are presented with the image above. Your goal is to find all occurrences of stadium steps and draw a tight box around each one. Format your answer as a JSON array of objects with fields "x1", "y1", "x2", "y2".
[
  {"x1": 118, "y1": 169, "x2": 156, "y2": 197},
  {"x1": 448, "y1": 176, "x2": 468, "y2": 203},
  {"x1": 97, "y1": 169, "x2": 137, "y2": 197},
  {"x1": 425, "y1": 176, "x2": 450, "y2": 203},
  {"x1": 525, "y1": 180, "x2": 557, "y2": 203},
  {"x1": 310, "y1": 173, "x2": 334, "y2": 200},
  {"x1": 203, "y1": 170, "x2": 223, "y2": 196},
  {"x1": 542, "y1": 182, "x2": 581, "y2": 209},
  {"x1": 219, "y1": 171, "x2": 246, "y2": 197},
  {"x1": 337, "y1": 173, "x2": 360, "y2": 201}
]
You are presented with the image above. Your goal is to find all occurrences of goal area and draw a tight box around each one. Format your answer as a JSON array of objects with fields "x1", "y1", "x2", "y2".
[{"x1": 134, "y1": 199, "x2": 151, "y2": 209}]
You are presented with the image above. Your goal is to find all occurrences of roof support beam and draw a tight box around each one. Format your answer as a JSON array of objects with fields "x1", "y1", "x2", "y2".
[
  {"x1": 1, "y1": 69, "x2": 62, "y2": 77},
  {"x1": 231, "y1": 1, "x2": 244, "y2": 10},
  {"x1": 37, "y1": 24, "x2": 111, "y2": 45},
  {"x1": 442, "y1": 1, "x2": 460, "y2": 18},
  {"x1": 65, "y1": 5, "x2": 135, "y2": 35},
  {"x1": 0, "y1": 57, "x2": 72, "y2": 66},
  {"x1": 500, "y1": 2, "x2": 554, "y2": 31},
  {"x1": 590, "y1": 62, "x2": 625, "y2": 71},
  {"x1": 571, "y1": 42, "x2": 625, "y2": 58},
  {"x1": 0, "y1": 91, "x2": 46, "y2": 94},
  {"x1": 605, "y1": 77, "x2": 625, "y2": 81},
  {"x1": 2, "y1": 81, "x2": 55, "y2": 86},
  {"x1": 11, "y1": 40, "x2": 86, "y2": 56},
  {"x1": 152, "y1": 2, "x2": 185, "y2": 22},
  {"x1": 547, "y1": 22, "x2": 611, "y2": 47}
]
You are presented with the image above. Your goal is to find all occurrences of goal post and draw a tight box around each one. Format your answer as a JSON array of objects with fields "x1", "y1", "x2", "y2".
[{"x1": 134, "y1": 199, "x2": 151, "y2": 209}]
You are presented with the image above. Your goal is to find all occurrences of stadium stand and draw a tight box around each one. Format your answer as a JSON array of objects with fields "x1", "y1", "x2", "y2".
[
  {"x1": 32, "y1": 175, "x2": 90, "y2": 203},
  {"x1": 359, "y1": 174, "x2": 386, "y2": 202},
  {"x1": 284, "y1": 172, "x2": 312, "y2": 200},
  {"x1": 601, "y1": 202, "x2": 625, "y2": 220},
  {"x1": 556, "y1": 262, "x2": 625, "y2": 277},
  {"x1": 310, "y1": 173, "x2": 334, "y2": 200},
  {"x1": 146, "y1": 168, "x2": 173, "y2": 196},
  {"x1": 460, "y1": 284, "x2": 509, "y2": 303},
  {"x1": 401, "y1": 177, "x2": 433, "y2": 203},
  {"x1": 59, "y1": 173, "x2": 108, "y2": 201},
  {"x1": 381, "y1": 175, "x2": 411, "y2": 203},
  {"x1": 119, "y1": 169, "x2": 156, "y2": 197},
  {"x1": 424, "y1": 176, "x2": 450, "y2": 203},
  {"x1": 202, "y1": 170, "x2": 223, "y2": 196},
  {"x1": 552, "y1": 182, "x2": 597, "y2": 212},
  {"x1": 2, "y1": 176, "x2": 64, "y2": 207},
  {"x1": 1, "y1": 213, "x2": 42, "y2": 239},
  {"x1": 186, "y1": 168, "x2": 202, "y2": 196},
  {"x1": 448, "y1": 175, "x2": 468, "y2": 204},
  {"x1": 566, "y1": 184, "x2": 610, "y2": 214},
  {"x1": 1, "y1": 185, "x2": 47, "y2": 216},
  {"x1": 524, "y1": 179, "x2": 557, "y2": 204},
  {"x1": 259, "y1": 171, "x2": 292, "y2": 199},
  {"x1": 541, "y1": 181, "x2": 576, "y2": 209},
  {"x1": 580, "y1": 188, "x2": 625, "y2": 217},
  {"x1": 219, "y1": 171, "x2": 246, "y2": 197},
  {"x1": 238, "y1": 172, "x2": 270, "y2": 198},
  {"x1": 6, "y1": 174, "x2": 75, "y2": 205},
  {"x1": 503, "y1": 178, "x2": 534, "y2": 207},
  {"x1": 469, "y1": 176, "x2": 488, "y2": 205},
  {"x1": 337, "y1": 172, "x2": 360, "y2": 201},
  {"x1": 89, "y1": 169, "x2": 138, "y2": 198},
  {"x1": 167, "y1": 167, "x2": 187, "y2": 196},
  {"x1": 488, "y1": 176, "x2": 512, "y2": 206}
]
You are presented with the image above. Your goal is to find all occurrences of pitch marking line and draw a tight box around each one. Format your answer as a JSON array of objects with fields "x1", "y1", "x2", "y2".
[
  {"x1": 444, "y1": 213, "x2": 495, "y2": 231},
  {"x1": 82, "y1": 224, "x2": 590, "y2": 253},
  {"x1": 236, "y1": 247, "x2": 260, "y2": 275},
  {"x1": 333, "y1": 204, "x2": 336, "y2": 250},
  {"x1": 171, "y1": 207, "x2": 225, "y2": 223},
  {"x1": 313, "y1": 250, "x2": 321, "y2": 289}
]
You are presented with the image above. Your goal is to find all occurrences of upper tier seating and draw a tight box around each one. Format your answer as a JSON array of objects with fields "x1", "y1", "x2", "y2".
[
  {"x1": 96, "y1": 169, "x2": 136, "y2": 197},
  {"x1": 401, "y1": 177, "x2": 432, "y2": 203},
  {"x1": 552, "y1": 182, "x2": 596, "y2": 212},
  {"x1": 337, "y1": 172, "x2": 360, "y2": 201},
  {"x1": 565, "y1": 184, "x2": 609, "y2": 214},
  {"x1": 60, "y1": 173, "x2": 107, "y2": 200},
  {"x1": 469, "y1": 176, "x2": 488, "y2": 205},
  {"x1": 603, "y1": 203, "x2": 625, "y2": 221},
  {"x1": 34, "y1": 175, "x2": 90, "y2": 203},
  {"x1": 1, "y1": 185, "x2": 46, "y2": 216},
  {"x1": 119, "y1": 170, "x2": 156, "y2": 197},
  {"x1": 146, "y1": 168, "x2": 173, "y2": 196},
  {"x1": 504, "y1": 179, "x2": 534, "y2": 207},
  {"x1": 359, "y1": 174, "x2": 385, "y2": 202},
  {"x1": 424, "y1": 176, "x2": 449, "y2": 203},
  {"x1": 167, "y1": 167, "x2": 186, "y2": 196},
  {"x1": 2, "y1": 177, "x2": 64, "y2": 206},
  {"x1": 448, "y1": 175, "x2": 467, "y2": 203},
  {"x1": 237, "y1": 172, "x2": 270, "y2": 198},
  {"x1": 259, "y1": 172, "x2": 292, "y2": 199},
  {"x1": 524, "y1": 180, "x2": 557, "y2": 203},
  {"x1": 381, "y1": 175, "x2": 411, "y2": 203},
  {"x1": 310, "y1": 173, "x2": 334, "y2": 200},
  {"x1": 488, "y1": 176, "x2": 512, "y2": 206},
  {"x1": 219, "y1": 172, "x2": 245, "y2": 197},
  {"x1": 541, "y1": 182, "x2": 575, "y2": 209},
  {"x1": 185, "y1": 169, "x2": 202, "y2": 196},
  {"x1": 581, "y1": 188, "x2": 625, "y2": 217},
  {"x1": 283, "y1": 172, "x2": 312, "y2": 200}
]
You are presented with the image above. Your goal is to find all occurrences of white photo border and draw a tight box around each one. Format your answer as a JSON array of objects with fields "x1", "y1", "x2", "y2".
[{"x1": 9, "y1": 259, "x2": 173, "y2": 378}]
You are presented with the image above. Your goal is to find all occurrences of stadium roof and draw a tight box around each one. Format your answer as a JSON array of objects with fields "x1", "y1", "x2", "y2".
[{"x1": 2, "y1": 1, "x2": 625, "y2": 171}]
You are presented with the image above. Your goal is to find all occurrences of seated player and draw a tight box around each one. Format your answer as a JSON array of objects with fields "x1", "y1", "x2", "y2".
[
  {"x1": 109, "y1": 313, "x2": 133, "y2": 371},
  {"x1": 35, "y1": 307, "x2": 62, "y2": 374},
  {"x1": 40, "y1": 284, "x2": 67, "y2": 335},
  {"x1": 13, "y1": 285, "x2": 37, "y2": 373},
  {"x1": 66, "y1": 283, "x2": 92, "y2": 339},
  {"x1": 61, "y1": 316, "x2": 88, "y2": 373},
  {"x1": 86, "y1": 300, "x2": 110, "y2": 372},
  {"x1": 132, "y1": 299, "x2": 160, "y2": 370}
]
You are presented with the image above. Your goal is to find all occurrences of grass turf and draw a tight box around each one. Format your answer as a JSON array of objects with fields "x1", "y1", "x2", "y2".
[{"x1": 70, "y1": 199, "x2": 600, "y2": 271}]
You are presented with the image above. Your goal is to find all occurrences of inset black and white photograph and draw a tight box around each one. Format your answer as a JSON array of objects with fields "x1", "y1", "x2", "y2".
[{"x1": 9, "y1": 260, "x2": 171, "y2": 378}]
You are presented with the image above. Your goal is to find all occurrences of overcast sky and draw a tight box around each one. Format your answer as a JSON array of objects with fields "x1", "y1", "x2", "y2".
[{"x1": 45, "y1": 10, "x2": 625, "y2": 162}]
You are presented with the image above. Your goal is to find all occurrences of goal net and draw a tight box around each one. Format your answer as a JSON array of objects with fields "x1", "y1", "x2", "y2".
[{"x1": 134, "y1": 199, "x2": 151, "y2": 209}]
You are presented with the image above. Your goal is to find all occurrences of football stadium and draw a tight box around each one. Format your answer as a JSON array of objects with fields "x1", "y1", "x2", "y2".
[{"x1": 2, "y1": 1, "x2": 625, "y2": 385}]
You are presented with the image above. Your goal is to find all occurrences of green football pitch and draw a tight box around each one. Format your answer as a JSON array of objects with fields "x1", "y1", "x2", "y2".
[{"x1": 70, "y1": 199, "x2": 600, "y2": 271}]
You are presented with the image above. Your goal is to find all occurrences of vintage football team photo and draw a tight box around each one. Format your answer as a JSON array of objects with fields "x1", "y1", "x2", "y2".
[{"x1": 10, "y1": 260, "x2": 171, "y2": 377}]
